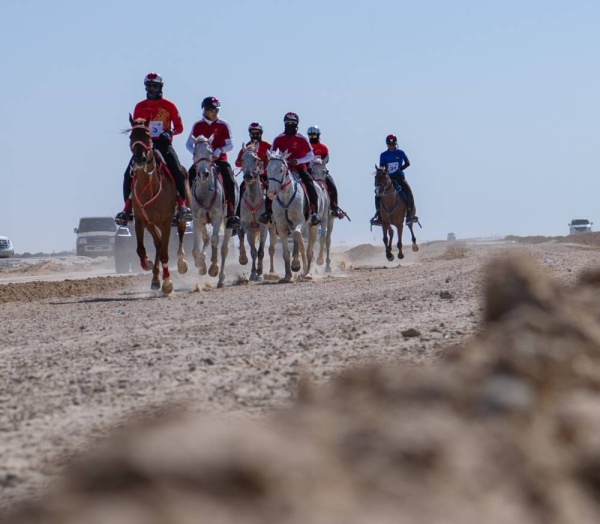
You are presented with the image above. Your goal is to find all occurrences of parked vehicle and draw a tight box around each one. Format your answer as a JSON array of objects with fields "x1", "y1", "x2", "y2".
[
  {"x1": 568, "y1": 218, "x2": 593, "y2": 235},
  {"x1": 0, "y1": 236, "x2": 14, "y2": 258},
  {"x1": 74, "y1": 217, "x2": 118, "y2": 257},
  {"x1": 114, "y1": 221, "x2": 195, "y2": 274},
  {"x1": 447, "y1": 232, "x2": 456, "y2": 241}
]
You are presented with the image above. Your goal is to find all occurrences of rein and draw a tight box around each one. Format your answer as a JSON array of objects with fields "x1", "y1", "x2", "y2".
[{"x1": 377, "y1": 176, "x2": 402, "y2": 217}]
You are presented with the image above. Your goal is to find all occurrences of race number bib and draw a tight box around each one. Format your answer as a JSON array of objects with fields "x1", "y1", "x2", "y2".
[
  {"x1": 387, "y1": 161, "x2": 399, "y2": 174},
  {"x1": 149, "y1": 121, "x2": 164, "y2": 138}
]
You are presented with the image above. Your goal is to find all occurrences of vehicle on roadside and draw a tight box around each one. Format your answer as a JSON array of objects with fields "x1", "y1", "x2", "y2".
[
  {"x1": 74, "y1": 217, "x2": 118, "y2": 257},
  {"x1": 447, "y1": 232, "x2": 456, "y2": 241},
  {"x1": 114, "y1": 221, "x2": 195, "y2": 274},
  {"x1": 568, "y1": 218, "x2": 593, "y2": 235},
  {"x1": 0, "y1": 236, "x2": 14, "y2": 258}
]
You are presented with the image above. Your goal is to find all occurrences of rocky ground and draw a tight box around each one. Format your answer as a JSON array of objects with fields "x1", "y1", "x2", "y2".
[{"x1": 2, "y1": 233, "x2": 600, "y2": 522}]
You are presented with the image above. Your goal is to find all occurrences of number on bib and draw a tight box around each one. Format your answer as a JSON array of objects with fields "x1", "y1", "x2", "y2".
[{"x1": 150, "y1": 121, "x2": 164, "y2": 138}]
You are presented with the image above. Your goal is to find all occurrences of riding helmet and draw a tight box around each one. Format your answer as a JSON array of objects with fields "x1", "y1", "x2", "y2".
[
  {"x1": 248, "y1": 122, "x2": 263, "y2": 133},
  {"x1": 144, "y1": 72, "x2": 163, "y2": 85},
  {"x1": 307, "y1": 125, "x2": 320, "y2": 136},
  {"x1": 202, "y1": 97, "x2": 221, "y2": 110},
  {"x1": 386, "y1": 134, "x2": 398, "y2": 146},
  {"x1": 283, "y1": 112, "x2": 299, "y2": 125}
]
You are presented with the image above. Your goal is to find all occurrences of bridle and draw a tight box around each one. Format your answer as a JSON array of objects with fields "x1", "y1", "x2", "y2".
[
  {"x1": 267, "y1": 158, "x2": 293, "y2": 197},
  {"x1": 375, "y1": 170, "x2": 401, "y2": 216},
  {"x1": 129, "y1": 124, "x2": 156, "y2": 176}
]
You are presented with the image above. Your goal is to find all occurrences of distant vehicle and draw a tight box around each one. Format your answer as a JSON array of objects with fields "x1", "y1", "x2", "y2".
[
  {"x1": 74, "y1": 217, "x2": 117, "y2": 257},
  {"x1": 0, "y1": 236, "x2": 14, "y2": 258},
  {"x1": 114, "y1": 221, "x2": 194, "y2": 274},
  {"x1": 447, "y1": 232, "x2": 456, "y2": 241},
  {"x1": 568, "y1": 218, "x2": 593, "y2": 235}
]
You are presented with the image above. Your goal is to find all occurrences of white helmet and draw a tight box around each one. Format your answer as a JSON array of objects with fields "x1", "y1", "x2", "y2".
[{"x1": 307, "y1": 125, "x2": 320, "y2": 136}]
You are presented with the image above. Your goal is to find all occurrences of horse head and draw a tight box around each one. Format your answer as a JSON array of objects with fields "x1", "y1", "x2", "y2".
[
  {"x1": 192, "y1": 135, "x2": 216, "y2": 184},
  {"x1": 128, "y1": 114, "x2": 153, "y2": 170},
  {"x1": 311, "y1": 156, "x2": 328, "y2": 183},
  {"x1": 241, "y1": 142, "x2": 263, "y2": 184},
  {"x1": 266, "y1": 149, "x2": 292, "y2": 200},
  {"x1": 374, "y1": 165, "x2": 391, "y2": 196}
]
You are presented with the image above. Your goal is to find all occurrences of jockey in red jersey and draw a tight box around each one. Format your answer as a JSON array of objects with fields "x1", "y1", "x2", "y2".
[
  {"x1": 234, "y1": 122, "x2": 274, "y2": 224},
  {"x1": 186, "y1": 96, "x2": 240, "y2": 233},
  {"x1": 271, "y1": 112, "x2": 322, "y2": 226},
  {"x1": 307, "y1": 125, "x2": 344, "y2": 218},
  {"x1": 115, "y1": 72, "x2": 192, "y2": 226}
]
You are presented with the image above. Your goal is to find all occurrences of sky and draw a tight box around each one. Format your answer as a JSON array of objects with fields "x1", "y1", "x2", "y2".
[{"x1": 1, "y1": 0, "x2": 599, "y2": 253}]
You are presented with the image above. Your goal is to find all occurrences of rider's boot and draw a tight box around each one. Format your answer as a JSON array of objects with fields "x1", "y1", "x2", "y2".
[
  {"x1": 405, "y1": 208, "x2": 419, "y2": 225},
  {"x1": 115, "y1": 199, "x2": 133, "y2": 226},
  {"x1": 370, "y1": 211, "x2": 382, "y2": 226},
  {"x1": 258, "y1": 198, "x2": 273, "y2": 225},
  {"x1": 226, "y1": 201, "x2": 241, "y2": 233},
  {"x1": 310, "y1": 209, "x2": 322, "y2": 226},
  {"x1": 177, "y1": 196, "x2": 193, "y2": 223}
]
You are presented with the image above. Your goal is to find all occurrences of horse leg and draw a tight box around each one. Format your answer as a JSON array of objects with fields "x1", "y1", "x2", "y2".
[
  {"x1": 176, "y1": 220, "x2": 188, "y2": 275},
  {"x1": 291, "y1": 229, "x2": 302, "y2": 273},
  {"x1": 208, "y1": 224, "x2": 220, "y2": 278},
  {"x1": 239, "y1": 226, "x2": 248, "y2": 265},
  {"x1": 268, "y1": 225, "x2": 276, "y2": 274},
  {"x1": 157, "y1": 225, "x2": 173, "y2": 295},
  {"x1": 317, "y1": 224, "x2": 325, "y2": 266},
  {"x1": 302, "y1": 224, "x2": 317, "y2": 279},
  {"x1": 256, "y1": 227, "x2": 266, "y2": 277},
  {"x1": 408, "y1": 223, "x2": 419, "y2": 252},
  {"x1": 397, "y1": 224, "x2": 404, "y2": 260},
  {"x1": 383, "y1": 224, "x2": 394, "y2": 261},
  {"x1": 325, "y1": 217, "x2": 334, "y2": 273},
  {"x1": 218, "y1": 228, "x2": 231, "y2": 288},
  {"x1": 135, "y1": 220, "x2": 152, "y2": 272},
  {"x1": 249, "y1": 229, "x2": 260, "y2": 281},
  {"x1": 149, "y1": 227, "x2": 162, "y2": 290},
  {"x1": 276, "y1": 222, "x2": 292, "y2": 283}
]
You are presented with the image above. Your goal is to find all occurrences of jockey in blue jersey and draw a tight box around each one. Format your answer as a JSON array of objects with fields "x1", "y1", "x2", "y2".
[{"x1": 371, "y1": 134, "x2": 418, "y2": 226}]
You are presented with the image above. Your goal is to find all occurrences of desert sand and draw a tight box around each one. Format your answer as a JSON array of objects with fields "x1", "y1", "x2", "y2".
[{"x1": 2, "y1": 233, "x2": 600, "y2": 523}]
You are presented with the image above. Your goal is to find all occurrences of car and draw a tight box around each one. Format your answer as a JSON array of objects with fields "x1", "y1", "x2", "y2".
[
  {"x1": 114, "y1": 221, "x2": 195, "y2": 274},
  {"x1": 0, "y1": 236, "x2": 14, "y2": 258},
  {"x1": 568, "y1": 218, "x2": 593, "y2": 235},
  {"x1": 447, "y1": 232, "x2": 456, "y2": 241},
  {"x1": 74, "y1": 217, "x2": 118, "y2": 257}
]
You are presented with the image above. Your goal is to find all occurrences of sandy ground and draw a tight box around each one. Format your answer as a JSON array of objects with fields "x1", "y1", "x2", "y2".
[{"x1": 2, "y1": 233, "x2": 600, "y2": 521}]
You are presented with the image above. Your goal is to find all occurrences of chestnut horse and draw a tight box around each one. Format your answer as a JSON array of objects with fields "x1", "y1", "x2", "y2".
[
  {"x1": 127, "y1": 114, "x2": 190, "y2": 293},
  {"x1": 374, "y1": 165, "x2": 418, "y2": 261}
]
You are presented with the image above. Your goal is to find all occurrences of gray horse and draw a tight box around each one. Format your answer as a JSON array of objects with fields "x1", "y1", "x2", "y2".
[
  {"x1": 238, "y1": 143, "x2": 276, "y2": 281},
  {"x1": 310, "y1": 157, "x2": 335, "y2": 273},
  {"x1": 266, "y1": 150, "x2": 325, "y2": 282},
  {"x1": 190, "y1": 135, "x2": 238, "y2": 288}
]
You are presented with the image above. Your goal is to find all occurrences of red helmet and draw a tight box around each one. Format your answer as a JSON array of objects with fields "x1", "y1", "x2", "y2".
[
  {"x1": 283, "y1": 112, "x2": 299, "y2": 124},
  {"x1": 248, "y1": 122, "x2": 263, "y2": 133},
  {"x1": 144, "y1": 72, "x2": 163, "y2": 85},
  {"x1": 386, "y1": 134, "x2": 398, "y2": 146}
]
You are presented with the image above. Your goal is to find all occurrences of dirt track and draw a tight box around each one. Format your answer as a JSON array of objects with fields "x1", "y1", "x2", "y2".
[{"x1": 2, "y1": 234, "x2": 600, "y2": 520}]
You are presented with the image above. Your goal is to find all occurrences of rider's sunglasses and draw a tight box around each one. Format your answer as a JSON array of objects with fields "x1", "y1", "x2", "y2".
[
  {"x1": 206, "y1": 107, "x2": 219, "y2": 113},
  {"x1": 250, "y1": 132, "x2": 261, "y2": 138},
  {"x1": 308, "y1": 133, "x2": 318, "y2": 138}
]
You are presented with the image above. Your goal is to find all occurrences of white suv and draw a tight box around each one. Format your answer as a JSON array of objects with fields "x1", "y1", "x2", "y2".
[{"x1": 568, "y1": 219, "x2": 593, "y2": 235}]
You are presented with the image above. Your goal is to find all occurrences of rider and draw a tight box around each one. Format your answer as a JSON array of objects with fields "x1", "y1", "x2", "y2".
[
  {"x1": 186, "y1": 96, "x2": 240, "y2": 232},
  {"x1": 371, "y1": 134, "x2": 417, "y2": 226},
  {"x1": 115, "y1": 72, "x2": 192, "y2": 226},
  {"x1": 307, "y1": 125, "x2": 344, "y2": 219},
  {"x1": 234, "y1": 122, "x2": 273, "y2": 224},
  {"x1": 271, "y1": 112, "x2": 322, "y2": 226}
]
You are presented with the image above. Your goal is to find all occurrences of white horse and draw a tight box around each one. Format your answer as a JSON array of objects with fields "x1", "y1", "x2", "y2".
[
  {"x1": 266, "y1": 150, "x2": 324, "y2": 282},
  {"x1": 190, "y1": 135, "x2": 237, "y2": 288},
  {"x1": 310, "y1": 157, "x2": 335, "y2": 273},
  {"x1": 238, "y1": 143, "x2": 276, "y2": 281}
]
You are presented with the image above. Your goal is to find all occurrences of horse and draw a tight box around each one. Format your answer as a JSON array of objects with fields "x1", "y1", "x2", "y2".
[
  {"x1": 310, "y1": 157, "x2": 335, "y2": 273},
  {"x1": 237, "y1": 143, "x2": 276, "y2": 281},
  {"x1": 266, "y1": 150, "x2": 325, "y2": 282},
  {"x1": 126, "y1": 114, "x2": 189, "y2": 293},
  {"x1": 374, "y1": 165, "x2": 419, "y2": 261},
  {"x1": 189, "y1": 135, "x2": 238, "y2": 288}
]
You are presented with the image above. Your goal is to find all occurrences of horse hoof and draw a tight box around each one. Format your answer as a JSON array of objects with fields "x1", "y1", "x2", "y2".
[
  {"x1": 316, "y1": 256, "x2": 324, "y2": 266},
  {"x1": 412, "y1": 244, "x2": 419, "y2": 252},
  {"x1": 291, "y1": 262, "x2": 301, "y2": 272},
  {"x1": 208, "y1": 265, "x2": 219, "y2": 278},
  {"x1": 303, "y1": 273, "x2": 313, "y2": 281},
  {"x1": 162, "y1": 279, "x2": 173, "y2": 295},
  {"x1": 199, "y1": 267, "x2": 207, "y2": 276},
  {"x1": 325, "y1": 266, "x2": 332, "y2": 274},
  {"x1": 178, "y1": 260, "x2": 188, "y2": 274},
  {"x1": 278, "y1": 277, "x2": 292, "y2": 284},
  {"x1": 217, "y1": 281, "x2": 224, "y2": 289},
  {"x1": 151, "y1": 280, "x2": 160, "y2": 290},
  {"x1": 144, "y1": 260, "x2": 154, "y2": 272},
  {"x1": 239, "y1": 255, "x2": 248, "y2": 265},
  {"x1": 398, "y1": 253, "x2": 405, "y2": 260},
  {"x1": 386, "y1": 254, "x2": 394, "y2": 262}
]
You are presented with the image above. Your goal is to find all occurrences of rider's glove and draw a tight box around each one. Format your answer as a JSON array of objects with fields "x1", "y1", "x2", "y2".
[{"x1": 156, "y1": 131, "x2": 173, "y2": 148}]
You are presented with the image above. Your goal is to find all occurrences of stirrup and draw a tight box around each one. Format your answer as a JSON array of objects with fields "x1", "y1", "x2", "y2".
[
  {"x1": 226, "y1": 215, "x2": 241, "y2": 232},
  {"x1": 178, "y1": 206, "x2": 193, "y2": 222},
  {"x1": 406, "y1": 214, "x2": 419, "y2": 225},
  {"x1": 258, "y1": 212, "x2": 272, "y2": 225},
  {"x1": 310, "y1": 213, "x2": 322, "y2": 226},
  {"x1": 370, "y1": 215, "x2": 382, "y2": 226},
  {"x1": 115, "y1": 212, "x2": 132, "y2": 226}
]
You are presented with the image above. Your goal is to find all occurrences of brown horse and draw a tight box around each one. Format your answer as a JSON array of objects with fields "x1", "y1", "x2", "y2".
[
  {"x1": 374, "y1": 165, "x2": 419, "y2": 261},
  {"x1": 127, "y1": 114, "x2": 190, "y2": 293}
]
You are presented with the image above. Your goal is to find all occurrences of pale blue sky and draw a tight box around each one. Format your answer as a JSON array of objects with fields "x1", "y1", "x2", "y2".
[{"x1": 1, "y1": 0, "x2": 598, "y2": 253}]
